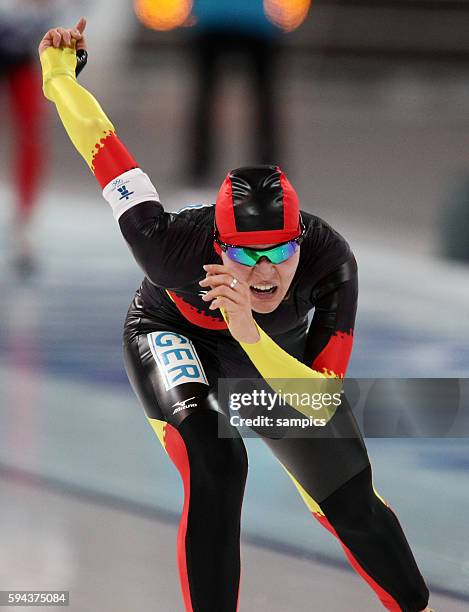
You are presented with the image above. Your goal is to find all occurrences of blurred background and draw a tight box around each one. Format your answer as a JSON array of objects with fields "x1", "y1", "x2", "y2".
[{"x1": 1, "y1": 0, "x2": 469, "y2": 610}]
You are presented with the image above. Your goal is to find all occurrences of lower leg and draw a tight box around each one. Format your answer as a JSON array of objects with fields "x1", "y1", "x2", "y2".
[
  {"x1": 151, "y1": 410, "x2": 248, "y2": 612},
  {"x1": 250, "y1": 40, "x2": 279, "y2": 165},
  {"x1": 318, "y1": 466, "x2": 430, "y2": 612},
  {"x1": 267, "y1": 404, "x2": 429, "y2": 611},
  {"x1": 189, "y1": 37, "x2": 217, "y2": 181},
  {"x1": 7, "y1": 61, "x2": 45, "y2": 274},
  {"x1": 7, "y1": 61, "x2": 45, "y2": 220}
]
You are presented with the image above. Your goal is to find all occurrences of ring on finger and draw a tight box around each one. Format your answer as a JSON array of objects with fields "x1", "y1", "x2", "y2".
[{"x1": 229, "y1": 277, "x2": 238, "y2": 290}]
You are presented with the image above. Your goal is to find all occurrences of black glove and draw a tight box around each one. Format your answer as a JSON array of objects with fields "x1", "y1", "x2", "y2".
[{"x1": 75, "y1": 49, "x2": 88, "y2": 77}]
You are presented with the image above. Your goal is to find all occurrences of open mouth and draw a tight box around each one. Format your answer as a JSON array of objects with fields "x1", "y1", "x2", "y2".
[{"x1": 250, "y1": 284, "x2": 278, "y2": 297}]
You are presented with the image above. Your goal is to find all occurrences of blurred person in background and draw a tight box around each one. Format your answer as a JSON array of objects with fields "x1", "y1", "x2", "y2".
[
  {"x1": 187, "y1": 0, "x2": 283, "y2": 183},
  {"x1": 0, "y1": 0, "x2": 63, "y2": 275},
  {"x1": 38, "y1": 18, "x2": 435, "y2": 612}
]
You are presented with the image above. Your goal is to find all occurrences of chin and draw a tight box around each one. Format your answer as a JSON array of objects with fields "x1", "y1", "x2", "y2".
[{"x1": 251, "y1": 300, "x2": 282, "y2": 314}]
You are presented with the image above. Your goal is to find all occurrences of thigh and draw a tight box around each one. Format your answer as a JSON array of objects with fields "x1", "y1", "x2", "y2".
[
  {"x1": 262, "y1": 394, "x2": 371, "y2": 503},
  {"x1": 123, "y1": 325, "x2": 227, "y2": 426},
  {"x1": 192, "y1": 32, "x2": 219, "y2": 90}
]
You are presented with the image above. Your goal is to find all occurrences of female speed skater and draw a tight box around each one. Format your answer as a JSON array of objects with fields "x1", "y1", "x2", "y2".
[{"x1": 38, "y1": 18, "x2": 435, "y2": 612}]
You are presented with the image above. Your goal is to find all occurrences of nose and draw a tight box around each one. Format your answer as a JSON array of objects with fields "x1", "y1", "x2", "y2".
[{"x1": 255, "y1": 257, "x2": 276, "y2": 270}]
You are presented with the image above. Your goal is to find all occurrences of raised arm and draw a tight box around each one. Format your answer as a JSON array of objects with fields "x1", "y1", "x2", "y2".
[
  {"x1": 38, "y1": 19, "x2": 210, "y2": 288},
  {"x1": 39, "y1": 19, "x2": 138, "y2": 190}
]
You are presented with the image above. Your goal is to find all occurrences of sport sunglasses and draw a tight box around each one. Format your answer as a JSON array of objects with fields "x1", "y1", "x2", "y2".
[{"x1": 214, "y1": 218, "x2": 306, "y2": 267}]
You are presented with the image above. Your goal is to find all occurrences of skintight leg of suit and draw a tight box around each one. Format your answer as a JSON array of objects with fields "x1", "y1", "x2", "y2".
[
  {"x1": 162, "y1": 410, "x2": 248, "y2": 612},
  {"x1": 124, "y1": 332, "x2": 429, "y2": 612},
  {"x1": 272, "y1": 451, "x2": 429, "y2": 612},
  {"x1": 124, "y1": 334, "x2": 248, "y2": 612},
  {"x1": 319, "y1": 467, "x2": 429, "y2": 612}
]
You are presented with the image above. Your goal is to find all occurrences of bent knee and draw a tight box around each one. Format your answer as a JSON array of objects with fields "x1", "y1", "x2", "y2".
[
  {"x1": 178, "y1": 410, "x2": 248, "y2": 487},
  {"x1": 320, "y1": 465, "x2": 380, "y2": 531}
]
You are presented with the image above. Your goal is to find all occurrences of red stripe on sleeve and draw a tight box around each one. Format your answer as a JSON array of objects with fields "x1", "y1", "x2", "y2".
[
  {"x1": 91, "y1": 131, "x2": 138, "y2": 188},
  {"x1": 311, "y1": 330, "x2": 354, "y2": 378}
]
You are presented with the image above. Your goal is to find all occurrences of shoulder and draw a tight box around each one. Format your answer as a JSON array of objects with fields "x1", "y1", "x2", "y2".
[
  {"x1": 291, "y1": 211, "x2": 357, "y2": 304},
  {"x1": 173, "y1": 202, "x2": 215, "y2": 227},
  {"x1": 300, "y1": 211, "x2": 354, "y2": 269}
]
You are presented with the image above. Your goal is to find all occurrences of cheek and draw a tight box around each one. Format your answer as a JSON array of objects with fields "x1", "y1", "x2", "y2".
[{"x1": 278, "y1": 253, "x2": 300, "y2": 284}]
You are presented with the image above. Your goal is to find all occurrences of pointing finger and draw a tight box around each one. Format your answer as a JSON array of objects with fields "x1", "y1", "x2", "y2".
[{"x1": 75, "y1": 17, "x2": 87, "y2": 34}]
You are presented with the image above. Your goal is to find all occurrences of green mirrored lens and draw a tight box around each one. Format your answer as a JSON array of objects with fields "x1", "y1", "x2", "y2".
[{"x1": 226, "y1": 241, "x2": 298, "y2": 266}]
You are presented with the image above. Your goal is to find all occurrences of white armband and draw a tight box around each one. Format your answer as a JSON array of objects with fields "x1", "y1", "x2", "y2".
[{"x1": 102, "y1": 168, "x2": 159, "y2": 220}]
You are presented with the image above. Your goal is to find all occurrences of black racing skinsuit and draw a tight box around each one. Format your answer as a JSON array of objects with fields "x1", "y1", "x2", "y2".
[
  {"x1": 41, "y1": 42, "x2": 429, "y2": 612},
  {"x1": 120, "y1": 200, "x2": 429, "y2": 612}
]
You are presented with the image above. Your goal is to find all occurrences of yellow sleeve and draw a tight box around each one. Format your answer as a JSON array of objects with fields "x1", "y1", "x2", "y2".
[
  {"x1": 39, "y1": 46, "x2": 115, "y2": 170},
  {"x1": 238, "y1": 322, "x2": 341, "y2": 421},
  {"x1": 239, "y1": 322, "x2": 329, "y2": 380}
]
